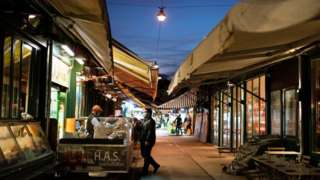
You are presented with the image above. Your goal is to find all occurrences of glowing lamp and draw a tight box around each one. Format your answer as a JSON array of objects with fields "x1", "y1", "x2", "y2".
[{"x1": 157, "y1": 7, "x2": 167, "y2": 22}]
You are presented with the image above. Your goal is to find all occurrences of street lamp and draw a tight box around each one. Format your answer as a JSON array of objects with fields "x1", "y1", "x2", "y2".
[{"x1": 157, "y1": 7, "x2": 167, "y2": 22}]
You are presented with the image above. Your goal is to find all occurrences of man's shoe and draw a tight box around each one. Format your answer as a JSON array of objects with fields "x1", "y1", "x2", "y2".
[
  {"x1": 153, "y1": 164, "x2": 160, "y2": 174},
  {"x1": 141, "y1": 171, "x2": 148, "y2": 176}
]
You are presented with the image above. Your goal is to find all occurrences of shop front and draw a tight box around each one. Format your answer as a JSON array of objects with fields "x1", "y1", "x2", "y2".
[
  {"x1": 0, "y1": 2, "x2": 56, "y2": 179},
  {"x1": 209, "y1": 59, "x2": 301, "y2": 151}
]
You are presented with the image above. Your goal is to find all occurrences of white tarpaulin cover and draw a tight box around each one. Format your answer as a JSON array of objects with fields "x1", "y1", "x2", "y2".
[
  {"x1": 47, "y1": 0, "x2": 112, "y2": 71},
  {"x1": 168, "y1": 0, "x2": 320, "y2": 94}
]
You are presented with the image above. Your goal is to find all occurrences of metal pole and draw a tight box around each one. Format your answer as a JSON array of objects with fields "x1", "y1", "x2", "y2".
[{"x1": 298, "y1": 56, "x2": 303, "y2": 159}]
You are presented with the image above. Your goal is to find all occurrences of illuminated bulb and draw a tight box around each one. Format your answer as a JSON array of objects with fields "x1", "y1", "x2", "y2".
[
  {"x1": 106, "y1": 93, "x2": 112, "y2": 99},
  {"x1": 157, "y1": 7, "x2": 167, "y2": 22},
  {"x1": 28, "y1": 14, "x2": 37, "y2": 20}
]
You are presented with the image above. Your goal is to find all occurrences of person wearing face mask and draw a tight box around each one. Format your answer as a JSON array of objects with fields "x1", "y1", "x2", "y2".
[{"x1": 86, "y1": 105, "x2": 103, "y2": 138}]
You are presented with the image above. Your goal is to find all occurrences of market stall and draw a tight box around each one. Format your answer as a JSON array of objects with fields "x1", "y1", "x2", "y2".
[{"x1": 57, "y1": 117, "x2": 133, "y2": 175}]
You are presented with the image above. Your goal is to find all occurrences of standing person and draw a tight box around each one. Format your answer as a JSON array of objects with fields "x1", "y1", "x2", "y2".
[
  {"x1": 164, "y1": 114, "x2": 169, "y2": 128},
  {"x1": 159, "y1": 115, "x2": 165, "y2": 128},
  {"x1": 140, "y1": 108, "x2": 160, "y2": 175},
  {"x1": 175, "y1": 115, "x2": 182, "y2": 136},
  {"x1": 132, "y1": 118, "x2": 142, "y2": 146},
  {"x1": 184, "y1": 115, "x2": 192, "y2": 135},
  {"x1": 86, "y1": 105, "x2": 103, "y2": 138}
]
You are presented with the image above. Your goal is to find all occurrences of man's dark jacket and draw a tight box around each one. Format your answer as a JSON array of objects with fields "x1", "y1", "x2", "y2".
[{"x1": 140, "y1": 118, "x2": 156, "y2": 145}]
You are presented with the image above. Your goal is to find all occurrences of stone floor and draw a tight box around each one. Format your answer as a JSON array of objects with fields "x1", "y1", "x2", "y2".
[
  {"x1": 135, "y1": 129, "x2": 246, "y2": 180},
  {"x1": 33, "y1": 129, "x2": 246, "y2": 180}
]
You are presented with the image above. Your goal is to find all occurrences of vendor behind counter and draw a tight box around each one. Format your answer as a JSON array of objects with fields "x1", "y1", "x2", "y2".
[{"x1": 86, "y1": 105, "x2": 103, "y2": 138}]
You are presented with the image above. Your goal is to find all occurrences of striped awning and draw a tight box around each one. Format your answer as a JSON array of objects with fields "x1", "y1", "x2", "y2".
[{"x1": 157, "y1": 89, "x2": 197, "y2": 110}]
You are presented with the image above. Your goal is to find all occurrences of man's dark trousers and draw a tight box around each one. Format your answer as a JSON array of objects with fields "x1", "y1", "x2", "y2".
[{"x1": 141, "y1": 142, "x2": 159, "y2": 173}]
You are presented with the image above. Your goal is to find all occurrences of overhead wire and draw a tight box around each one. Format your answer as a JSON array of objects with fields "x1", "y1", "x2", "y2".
[{"x1": 108, "y1": 2, "x2": 233, "y2": 8}]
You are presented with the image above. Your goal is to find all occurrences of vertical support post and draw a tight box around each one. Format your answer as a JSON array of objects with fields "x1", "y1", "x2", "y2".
[
  {"x1": 266, "y1": 73, "x2": 272, "y2": 135},
  {"x1": 207, "y1": 91, "x2": 212, "y2": 143},
  {"x1": 298, "y1": 55, "x2": 303, "y2": 156},
  {"x1": 230, "y1": 88, "x2": 234, "y2": 150},
  {"x1": 298, "y1": 55, "x2": 311, "y2": 156},
  {"x1": 243, "y1": 82, "x2": 247, "y2": 143},
  {"x1": 45, "y1": 39, "x2": 53, "y2": 135}
]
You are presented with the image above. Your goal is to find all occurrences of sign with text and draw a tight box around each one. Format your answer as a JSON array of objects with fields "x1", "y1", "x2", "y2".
[
  {"x1": 51, "y1": 56, "x2": 71, "y2": 88},
  {"x1": 58, "y1": 144, "x2": 130, "y2": 172}
]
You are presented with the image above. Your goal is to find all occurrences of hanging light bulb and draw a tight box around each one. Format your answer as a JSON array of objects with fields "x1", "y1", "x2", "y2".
[{"x1": 157, "y1": 7, "x2": 167, "y2": 22}]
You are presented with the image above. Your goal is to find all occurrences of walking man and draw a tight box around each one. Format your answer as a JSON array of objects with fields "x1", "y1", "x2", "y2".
[
  {"x1": 140, "y1": 108, "x2": 160, "y2": 175},
  {"x1": 175, "y1": 114, "x2": 182, "y2": 135}
]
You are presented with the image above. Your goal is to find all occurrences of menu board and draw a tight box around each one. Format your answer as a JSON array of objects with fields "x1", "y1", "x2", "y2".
[{"x1": 0, "y1": 126, "x2": 25, "y2": 166}]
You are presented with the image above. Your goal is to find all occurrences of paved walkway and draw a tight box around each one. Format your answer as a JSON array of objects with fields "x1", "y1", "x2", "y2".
[{"x1": 133, "y1": 129, "x2": 246, "y2": 180}]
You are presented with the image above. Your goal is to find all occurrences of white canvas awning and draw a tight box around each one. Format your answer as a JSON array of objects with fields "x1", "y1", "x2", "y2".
[
  {"x1": 47, "y1": 0, "x2": 112, "y2": 72},
  {"x1": 168, "y1": 0, "x2": 320, "y2": 94},
  {"x1": 157, "y1": 89, "x2": 197, "y2": 110}
]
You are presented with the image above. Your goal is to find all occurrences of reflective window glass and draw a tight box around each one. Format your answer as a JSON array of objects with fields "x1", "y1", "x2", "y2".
[{"x1": 2, "y1": 37, "x2": 11, "y2": 118}]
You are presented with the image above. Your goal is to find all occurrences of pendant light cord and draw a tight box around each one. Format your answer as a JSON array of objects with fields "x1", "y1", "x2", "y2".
[
  {"x1": 156, "y1": 22, "x2": 162, "y2": 61},
  {"x1": 156, "y1": 0, "x2": 164, "y2": 62}
]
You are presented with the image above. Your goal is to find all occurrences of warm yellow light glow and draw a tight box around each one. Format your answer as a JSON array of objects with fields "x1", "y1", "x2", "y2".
[
  {"x1": 157, "y1": 8, "x2": 167, "y2": 22},
  {"x1": 65, "y1": 118, "x2": 76, "y2": 133}
]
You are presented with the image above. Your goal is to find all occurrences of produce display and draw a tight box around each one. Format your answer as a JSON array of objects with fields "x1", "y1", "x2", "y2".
[
  {"x1": 94, "y1": 117, "x2": 131, "y2": 143},
  {"x1": 57, "y1": 117, "x2": 133, "y2": 173}
]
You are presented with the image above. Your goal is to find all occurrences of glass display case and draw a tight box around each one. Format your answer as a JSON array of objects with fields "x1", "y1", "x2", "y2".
[
  {"x1": 57, "y1": 117, "x2": 133, "y2": 174},
  {"x1": 0, "y1": 121, "x2": 53, "y2": 178}
]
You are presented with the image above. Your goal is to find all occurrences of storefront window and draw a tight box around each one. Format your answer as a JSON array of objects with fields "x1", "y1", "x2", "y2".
[
  {"x1": 246, "y1": 81, "x2": 253, "y2": 138},
  {"x1": 21, "y1": 43, "x2": 32, "y2": 114},
  {"x1": 284, "y1": 89, "x2": 297, "y2": 136},
  {"x1": 246, "y1": 75, "x2": 266, "y2": 138},
  {"x1": 271, "y1": 91, "x2": 281, "y2": 135},
  {"x1": 233, "y1": 86, "x2": 244, "y2": 148},
  {"x1": 312, "y1": 60, "x2": 320, "y2": 152},
  {"x1": 0, "y1": 36, "x2": 33, "y2": 119},
  {"x1": 12, "y1": 40, "x2": 21, "y2": 118},
  {"x1": 2, "y1": 37, "x2": 11, "y2": 118},
  {"x1": 222, "y1": 90, "x2": 231, "y2": 147},
  {"x1": 212, "y1": 94, "x2": 220, "y2": 144}
]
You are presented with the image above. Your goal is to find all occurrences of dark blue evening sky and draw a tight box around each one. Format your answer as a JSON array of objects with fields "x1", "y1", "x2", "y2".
[{"x1": 107, "y1": 0, "x2": 238, "y2": 77}]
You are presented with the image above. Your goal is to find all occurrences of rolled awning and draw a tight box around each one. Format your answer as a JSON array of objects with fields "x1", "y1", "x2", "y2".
[
  {"x1": 112, "y1": 40, "x2": 159, "y2": 99},
  {"x1": 168, "y1": 0, "x2": 320, "y2": 94},
  {"x1": 46, "y1": 0, "x2": 113, "y2": 72}
]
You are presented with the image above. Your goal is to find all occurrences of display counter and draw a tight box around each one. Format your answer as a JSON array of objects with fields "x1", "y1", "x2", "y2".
[
  {"x1": 0, "y1": 121, "x2": 55, "y2": 180},
  {"x1": 57, "y1": 117, "x2": 133, "y2": 174}
]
